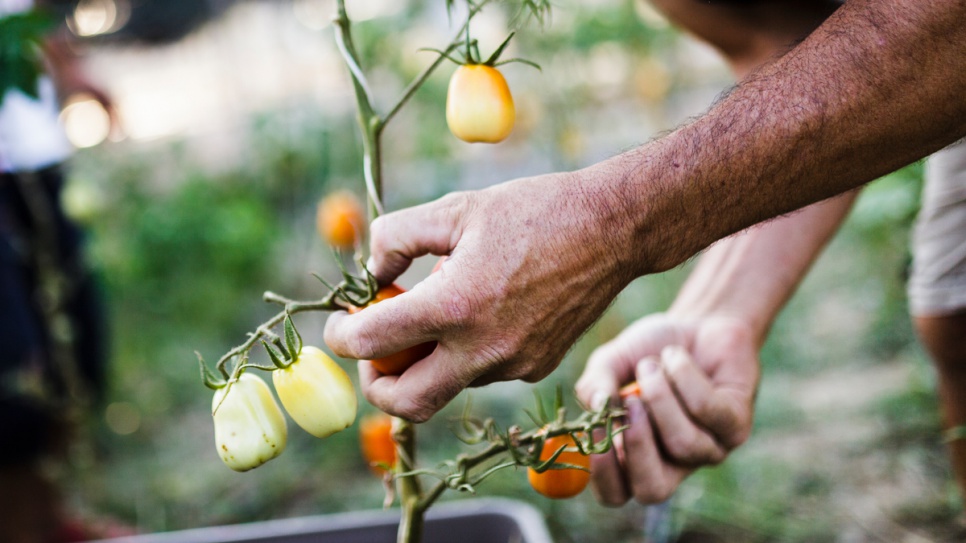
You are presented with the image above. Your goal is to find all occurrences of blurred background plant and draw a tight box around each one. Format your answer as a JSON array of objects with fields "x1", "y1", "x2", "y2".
[{"x1": 53, "y1": 0, "x2": 956, "y2": 541}]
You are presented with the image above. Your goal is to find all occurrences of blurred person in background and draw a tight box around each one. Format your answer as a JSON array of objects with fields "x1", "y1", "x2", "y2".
[
  {"x1": 0, "y1": 0, "x2": 119, "y2": 541},
  {"x1": 324, "y1": 0, "x2": 966, "y2": 534}
]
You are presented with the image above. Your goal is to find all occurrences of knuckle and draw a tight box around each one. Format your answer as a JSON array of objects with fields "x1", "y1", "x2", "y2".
[
  {"x1": 438, "y1": 190, "x2": 471, "y2": 214},
  {"x1": 393, "y1": 397, "x2": 434, "y2": 423},
  {"x1": 437, "y1": 287, "x2": 479, "y2": 330},
  {"x1": 368, "y1": 216, "x2": 389, "y2": 250},
  {"x1": 663, "y1": 432, "x2": 699, "y2": 460},
  {"x1": 725, "y1": 423, "x2": 752, "y2": 450},
  {"x1": 475, "y1": 342, "x2": 516, "y2": 377},
  {"x1": 640, "y1": 381, "x2": 669, "y2": 404},
  {"x1": 633, "y1": 483, "x2": 673, "y2": 505},
  {"x1": 520, "y1": 358, "x2": 557, "y2": 383},
  {"x1": 345, "y1": 324, "x2": 379, "y2": 360},
  {"x1": 395, "y1": 379, "x2": 462, "y2": 424},
  {"x1": 598, "y1": 492, "x2": 631, "y2": 508}
]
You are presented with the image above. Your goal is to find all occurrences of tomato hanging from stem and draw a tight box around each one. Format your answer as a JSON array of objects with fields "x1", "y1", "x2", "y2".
[
  {"x1": 446, "y1": 64, "x2": 515, "y2": 144},
  {"x1": 527, "y1": 432, "x2": 591, "y2": 499}
]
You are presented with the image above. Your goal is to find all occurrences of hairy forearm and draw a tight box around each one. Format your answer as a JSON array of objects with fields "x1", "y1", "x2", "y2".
[
  {"x1": 669, "y1": 190, "x2": 859, "y2": 346},
  {"x1": 584, "y1": 0, "x2": 966, "y2": 276}
]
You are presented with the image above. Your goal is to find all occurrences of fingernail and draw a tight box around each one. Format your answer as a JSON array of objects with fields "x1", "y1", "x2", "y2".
[
  {"x1": 636, "y1": 356, "x2": 663, "y2": 396},
  {"x1": 662, "y1": 345, "x2": 686, "y2": 371},
  {"x1": 637, "y1": 356, "x2": 660, "y2": 375},
  {"x1": 591, "y1": 390, "x2": 609, "y2": 411},
  {"x1": 637, "y1": 356, "x2": 660, "y2": 378}
]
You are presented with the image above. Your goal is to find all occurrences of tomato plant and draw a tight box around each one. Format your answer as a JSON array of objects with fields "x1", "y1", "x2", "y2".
[
  {"x1": 359, "y1": 413, "x2": 397, "y2": 474},
  {"x1": 527, "y1": 433, "x2": 591, "y2": 499},
  {"x1": 272, "y1": 345, "x2": 357, "y2": 438},
  {"x1": 317, "y1": 190, "x2": 365, "y2": 249},
  {"x1": 211, "y1": 372, "x2": 287, "y2": 472},
  {"x1": 446, "y1": 64, "x2": 515, "y2": 144},
  {"x1": 348, "y1": 284, "x2": 436, "y2": 375}
]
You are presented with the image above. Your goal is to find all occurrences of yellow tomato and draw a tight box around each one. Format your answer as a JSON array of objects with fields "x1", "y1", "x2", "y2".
[
  {"x1": 446, "y1": 64, "x2": 515, "y2": 144},
  {"x1": 273, "y1": 346, "x2": 357, "y2": 438},
  {"x1": 212, "y1": 372, "x2": 287, "y2": 472}
]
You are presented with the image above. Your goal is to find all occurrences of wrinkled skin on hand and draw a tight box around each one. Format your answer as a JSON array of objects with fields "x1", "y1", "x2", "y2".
[
  {"x1": 574, "y1": 313, "x2": 759, "y2": 505},
  {"x1": 324, "y1": 172, "x2": 636, "y2": 422}
]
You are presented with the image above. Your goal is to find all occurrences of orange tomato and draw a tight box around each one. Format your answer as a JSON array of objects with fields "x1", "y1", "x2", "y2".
[
  {"x1": 446, "y1": 64, "x2": 515, "y2": 144},
  {"x1": 317, "y1": 190, "x2": 364, "y2": 249},
  {"x1": 359, "y1": 413, "x2": 396, "y2": 474},
  {"x1": 348, "y1": 284, "x2": 436, "y2": 375},
  {"x1": 527, "y1": 432, "x2": 591, "y2": 499}
]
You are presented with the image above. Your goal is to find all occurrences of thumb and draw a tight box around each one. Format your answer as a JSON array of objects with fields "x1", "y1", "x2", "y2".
[
  {"x1": 358, "y1": 345, "x2": 474, "y2": 422},
  {"x1": 368, "y1": 192, "x2": 469, "y2": 284}
]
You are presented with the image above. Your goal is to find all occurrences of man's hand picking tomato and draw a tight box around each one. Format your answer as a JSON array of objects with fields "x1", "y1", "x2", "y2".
[{"x1": 324, "y1": 172, "x2": 637, "y2": 422}]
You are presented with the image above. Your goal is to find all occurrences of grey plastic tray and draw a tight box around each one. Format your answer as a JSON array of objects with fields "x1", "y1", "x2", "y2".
[{"x1": 84, "y1": 498, "x2": 553, "y2": 543}]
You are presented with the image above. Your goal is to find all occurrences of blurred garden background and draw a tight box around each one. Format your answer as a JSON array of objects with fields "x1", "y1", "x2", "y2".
[{"x1": 48, "y1": 0, "x2": 958, "y2": 541}]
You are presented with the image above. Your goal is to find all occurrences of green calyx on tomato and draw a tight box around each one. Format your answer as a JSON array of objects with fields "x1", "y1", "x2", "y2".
[{"x1": 212, "y1": 372, "x2": 288, "y2": 472}]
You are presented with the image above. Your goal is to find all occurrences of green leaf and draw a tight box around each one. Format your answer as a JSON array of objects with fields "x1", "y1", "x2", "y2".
[
  {"x1": 0, "y1": 9, "x2": 57, "y2": 104},
  {"x1": 483, "y1": 31, "x2": 515, "y2": 65},
  {"x1": 493, "y1": 57, "x2": 542, "y2": 71}
]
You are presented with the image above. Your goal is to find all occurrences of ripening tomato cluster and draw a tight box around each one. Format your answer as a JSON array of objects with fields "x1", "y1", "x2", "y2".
[{"x1": 211, "y1": 346, "x2": 357, "y2": 472}]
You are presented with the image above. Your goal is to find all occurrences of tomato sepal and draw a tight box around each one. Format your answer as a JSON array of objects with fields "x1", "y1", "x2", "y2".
[
  {"x1": 283, "y1": 313, "x2": 303, "y2": 360},
  {"x1": 198, "y1": 352, "x2": 227, "y2": 390}
]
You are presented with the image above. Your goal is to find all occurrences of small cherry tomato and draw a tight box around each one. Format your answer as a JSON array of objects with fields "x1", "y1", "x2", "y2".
[
  {"x1": 348, "y1": 284, "x2": 436, "y2": 375},
  {"x1": 212, "y1": 372, "x2": 287, "y2": 472},
  {"x1": 446, "y1": 64, "x2": 515, "y2": 144},
  {"x1": 317, "y1": 190, "x2": 365, "y2": 249},
  {"x1": 273, "y1": 346, "x2": 357, "y2": 438},
  {"x1": 527, "y1": 432, "x2": 591, "y2": 499},
  {"x1": 359, "y1": 413, "x2": 396, "y2": 474}
]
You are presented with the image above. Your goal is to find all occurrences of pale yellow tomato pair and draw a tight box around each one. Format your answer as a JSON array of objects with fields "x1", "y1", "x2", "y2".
[{"x1": 212, "y1": 346, "x2": 356, "y2": 471}]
